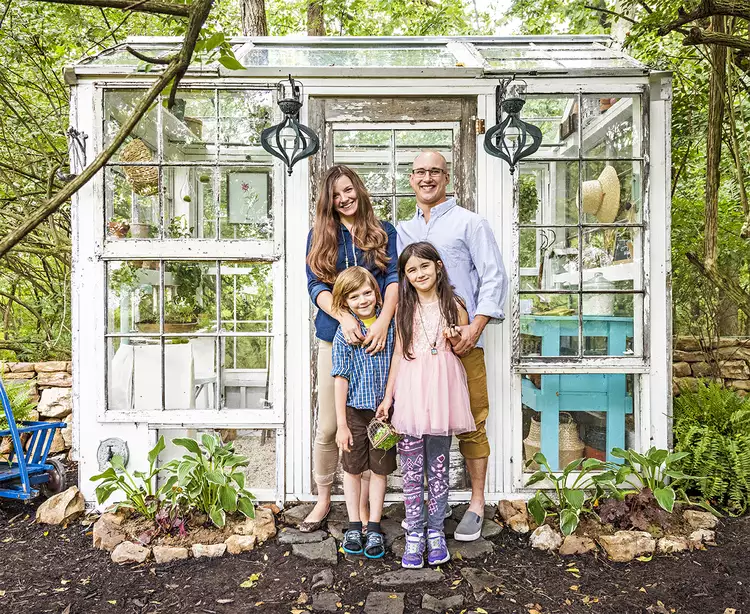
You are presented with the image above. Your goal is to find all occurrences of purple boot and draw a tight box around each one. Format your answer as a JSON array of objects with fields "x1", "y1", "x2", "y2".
[
  {"x1": 426, "y1": 529, "x2": 450, "y2": 566},
  {"x1": 401, "y1": 531, "x2": 425, "y2": 569}
]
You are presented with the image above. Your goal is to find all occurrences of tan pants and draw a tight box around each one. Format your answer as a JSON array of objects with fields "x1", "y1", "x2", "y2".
[{"x1": 457, "y1": 348, "x2": 491, "y2": 459}]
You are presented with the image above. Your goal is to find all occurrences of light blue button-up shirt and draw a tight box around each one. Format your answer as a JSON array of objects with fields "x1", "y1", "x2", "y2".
[{"x1": 397, "y1": 198, "x2": 508, "y2": 347}]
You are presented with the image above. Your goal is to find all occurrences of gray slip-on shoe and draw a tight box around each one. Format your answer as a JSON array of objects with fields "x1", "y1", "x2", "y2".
[{"x1": 453, "y1": 510, "x2": 483, "y2": 542}]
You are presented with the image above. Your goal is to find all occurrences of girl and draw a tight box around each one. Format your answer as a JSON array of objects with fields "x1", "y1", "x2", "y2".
[
  {"x1": 377, "y1": 242, "x2": 475, "y2": 569},
  {"x1": 302, "y1": 165, "x2": 399, "y2": 532},
  {"x1": 331, "y1": 267, "x2": 397, "y2": 558}
]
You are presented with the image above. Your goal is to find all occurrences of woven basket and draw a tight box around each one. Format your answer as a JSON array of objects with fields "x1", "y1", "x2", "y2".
[
  {"x1": 120, "y1": 139, "x2": 158, "y2": 196},
  {"x1": 523, "y1": 412, "x2": 585, "y2": 470}
]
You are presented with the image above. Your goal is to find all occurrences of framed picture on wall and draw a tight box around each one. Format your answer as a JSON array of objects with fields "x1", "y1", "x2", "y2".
[{"x1": 227, "y1": 171, "x2": 270, "y2": 225}]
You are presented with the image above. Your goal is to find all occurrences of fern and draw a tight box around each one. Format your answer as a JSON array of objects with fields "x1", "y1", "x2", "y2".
[
  {"x1": 674, "y1": 381, "x2": 750, "y2": 514},
  {"x1": 0, "y1": 379, "x2": 37, "y2": 431}
]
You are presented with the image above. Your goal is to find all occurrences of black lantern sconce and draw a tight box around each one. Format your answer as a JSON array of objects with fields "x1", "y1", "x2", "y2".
[
  {"x1": 57, "y1": 126, "x2": 88, "y2": 183},
  {"x1": 261, "y1": 75, "x2": 320, "y2": 176},
  {"x1": 484, "y1": 80, "x2": 542, "y2": 174}
]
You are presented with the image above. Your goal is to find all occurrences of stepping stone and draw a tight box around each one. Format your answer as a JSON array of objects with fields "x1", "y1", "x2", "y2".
[
  {"x1": 327, "y1": 521, "x2": 345, "y2": 542},
  {"x1": 481, "y1": 519, "x2": 503, "y2": 539},
  {"x1": 391, "y1": 536, "x2": 405, "y2": 559},
  {"x1": 383, "y1": 502, "x2": 406, "y2": 521},
  {"x1": 374, "y1": 568, "x2": 443, "y2": 586},
  {"x1": 444, "y1": 518, "x2": 458, "y2": 536},
  {"x1": 380, "y1": 519, "x2": 404, "y2": 547},
  {"x1": 327, "y1": 503, "x2": 349, "y2": 523},
  {"x1": 311, "y1": 569, "x2": 335, "y2": 591},
  {"x1": 282, "y1": 503, "x2": 315, "y2": 525},
  {"x1": 422, "y1": 594, "x2": 464, "y2": 612},
  {"x1": 447, "y1": 537, "x2": 494, "y2": 560},
  {"x1": 452, "y1": 504, "x2": 498, "y2": 521},
  {"x1": 312, "y1": 592, "x2": 341, "y2": 612},
  {"x1": 292, "y1": 538, "x2": 338, "y2": 566},
  {"x1": 278, "y1": 528, "x2": 327, "y2": 545},
  {"x1": 365, "y1": 591, "x2": 405, "y2": 614},
  {"x1": 460, "y1": 567, "x2": 502, "y2": 594}
]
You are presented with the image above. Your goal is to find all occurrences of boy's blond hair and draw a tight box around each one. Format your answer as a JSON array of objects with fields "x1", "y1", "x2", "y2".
[{"x1": 331, "y1": 266, "x2": 382, "y2": 314}]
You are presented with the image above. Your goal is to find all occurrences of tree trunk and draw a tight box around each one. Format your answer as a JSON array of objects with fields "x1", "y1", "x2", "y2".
[
  {"x1": 703, "y1": 15, "x2": 727, "y2": 272},
  {"x1": 307, "y1": 0, "x2": 325, "y2": 36},
  {"x1": 241, "y1": 0, "x2": 268, "y2": 36}
]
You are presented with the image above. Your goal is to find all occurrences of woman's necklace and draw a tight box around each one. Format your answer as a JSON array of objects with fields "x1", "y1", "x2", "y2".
[
  {"x1": 417, "y1": 300, "x2": 441, "y2": 356},
  {"x1": 341, "y1": 225, "x2": 358, "y2": 269}
]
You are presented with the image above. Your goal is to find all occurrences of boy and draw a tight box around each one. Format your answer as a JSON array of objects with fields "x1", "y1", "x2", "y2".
[{"x1": 331, "y1": 266, "x2": 397, "y2": 559}]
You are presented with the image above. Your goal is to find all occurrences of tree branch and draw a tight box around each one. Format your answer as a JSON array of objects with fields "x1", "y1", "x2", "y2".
[
  {"x1": 0, "y1": 289, "x2": 54, "y2": 340},
  {"x1": 41, "y1": 0, "x2": 190, "y2": 17},
  {"x1": 126, "y1": 45, "x2": 175, "y2": 64},
  {"x1": 659, "y1": 0, "x2": 750, "y2": 36},
  {"x1": 584, "y1": 4, "x2": 637, "y2": 24},
  {"x1": 687, "y1": 252, "x2": 750, "y2": 318},
  {"x1": 0, "y1": 0, "x2": 214, "y2": 259},
  {"x1": 683, "y1": 26, "x2": 750, "y2": 52}
]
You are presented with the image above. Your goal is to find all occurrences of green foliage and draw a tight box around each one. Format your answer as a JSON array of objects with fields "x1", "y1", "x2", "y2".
[
  {"x1": 164, "y1": 433, "x2": 256, "y2": 528},
  {"x1": 674, "y1": 382, "x2": 750, "y2": 514},
  {"x1": 0, "y1": 379, "x2": 37, "y2": 430},
  {"x1": 525, "y1": 453, "x2": 605, "y2": 535},
  {"x1": 90, "y1": 436, "x2": 177, "y2": 519}
]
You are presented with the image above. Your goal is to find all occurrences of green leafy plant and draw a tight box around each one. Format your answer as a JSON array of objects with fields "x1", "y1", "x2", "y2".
[
  {"x1": 673, "y1": 381, "x2": 750, "y2": 514},
  {"x1": 0, "y1": 379, "x2": 37, "y2": 430},
  {"x1": 163, "y1": 433, "x2": 256, "y2": 528},
  {"x1": 525, "y1": 453, "x2": 605, "y2": 535},
  {"x1": 91, "y1": 436, "x2": 177, "y2": 519}
]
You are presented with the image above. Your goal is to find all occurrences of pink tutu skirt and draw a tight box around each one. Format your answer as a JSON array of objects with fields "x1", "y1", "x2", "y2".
[{"x1": 391, "y1": 348, "x2": 475, "y2": 438}]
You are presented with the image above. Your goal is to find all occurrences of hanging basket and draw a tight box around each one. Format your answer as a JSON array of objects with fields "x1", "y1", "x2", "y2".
[
  {"x1": 120, "y1": 139, "x2": 158, "y2": 196},
  {"x1": 367, "y1": 419, "x2": 401, "y2": 451},
  {"x1": 523, "y1": 412, "x2": 585, "y2": 470}
]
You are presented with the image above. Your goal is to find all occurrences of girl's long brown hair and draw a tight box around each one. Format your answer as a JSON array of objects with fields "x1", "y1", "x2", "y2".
[
  {"x1": 397, "y1": 242, "x2": 462, "y2": 360},
  {"x1": 307, "y1": 165, "x2": 389, "y2": 285}
]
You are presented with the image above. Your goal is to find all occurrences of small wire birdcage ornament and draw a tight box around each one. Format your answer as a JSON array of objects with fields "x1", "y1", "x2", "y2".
[
  {"x1": 57, "y1": 127, "x2": 88, "y2": 183},
  {"x1": 367, "y1": 418, "x2": 401, "y2": 451}
]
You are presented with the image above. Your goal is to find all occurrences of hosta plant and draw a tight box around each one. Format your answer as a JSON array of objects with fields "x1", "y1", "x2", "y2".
[
  {"x1": 164, "y1": 433, "x2": 256, "y2": 528},
  {"x1": 525, "y1": 453, "x2": 605, "y2": 536},
  {"x1": 91, "y1": 436, "x2": 177, "y2": 520}
]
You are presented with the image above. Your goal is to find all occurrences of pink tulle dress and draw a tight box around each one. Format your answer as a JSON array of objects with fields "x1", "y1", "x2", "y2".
[{"x1": 391, "y1": 300, "x2": 476, "y2": 438}]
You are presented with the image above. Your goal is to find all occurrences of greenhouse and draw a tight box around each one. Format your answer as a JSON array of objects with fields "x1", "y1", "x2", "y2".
[{"x1": 66, "y1": 36, "x2": 672, "y2": 503}]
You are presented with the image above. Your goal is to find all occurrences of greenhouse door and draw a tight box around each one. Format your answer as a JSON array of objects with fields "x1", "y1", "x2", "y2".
[{"x1": 305, "y1": 96, "x2": 479, "y2": 501}]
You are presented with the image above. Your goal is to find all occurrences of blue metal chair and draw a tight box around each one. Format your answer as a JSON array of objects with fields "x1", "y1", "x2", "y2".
[{"x1": 0, "y1": 380, "x2": 67, "y2": 500}]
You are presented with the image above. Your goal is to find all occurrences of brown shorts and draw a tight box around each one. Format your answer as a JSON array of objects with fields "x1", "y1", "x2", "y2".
[{"x1": 341, "y1": 406, "x2": 397, "y2": 476}]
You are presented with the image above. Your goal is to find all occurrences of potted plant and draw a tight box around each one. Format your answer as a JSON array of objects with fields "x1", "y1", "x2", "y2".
[
  {"x1": 136, "y1": 298, "x2": 200, "y2": 333},
  {"x1": 107, "y1": 217, "x2": 130, "y2": 239}
]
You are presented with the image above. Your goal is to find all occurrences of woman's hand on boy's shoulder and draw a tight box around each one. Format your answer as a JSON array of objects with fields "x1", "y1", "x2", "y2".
[{"x1": 363, "y1": 317, "x2": 389, "y2": 355}]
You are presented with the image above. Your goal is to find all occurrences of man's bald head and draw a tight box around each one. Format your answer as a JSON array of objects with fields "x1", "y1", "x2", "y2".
[{"x1": 410, "y1": 150, "x2": 450, "y2": 208}]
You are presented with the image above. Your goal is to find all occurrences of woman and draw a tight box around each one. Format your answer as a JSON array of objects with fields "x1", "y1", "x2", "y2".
[{"x1": 301, "y1": 165, "x2": 399, "y2": 532}]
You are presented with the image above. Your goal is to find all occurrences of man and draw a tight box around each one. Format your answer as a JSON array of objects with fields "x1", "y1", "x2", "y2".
[{"x1": 397, "y1": 150, "x2": 507, "y2": 542}]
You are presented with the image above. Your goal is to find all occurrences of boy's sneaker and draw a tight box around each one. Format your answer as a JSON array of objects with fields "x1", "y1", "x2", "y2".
[
  {"x1": 342, "y1": 529, "x2": 364, "y2": 555},
  {"x1": 401, "y1": 531, "x2": 426, "y2": 569},
  {"x1": 364, "y1": 531, "x2": 385, "y2": 559},
  {"x1": 426, "y1": 529, "x2": 450, "y2": 566},
  {"x1": 401, "y1": 505, "x2": 452, "y2": 530}
]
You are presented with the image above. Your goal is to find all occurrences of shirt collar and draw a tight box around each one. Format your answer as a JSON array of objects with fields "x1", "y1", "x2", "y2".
[
  {"x1": 416, "y1": 197, "x2": 457, "y2": 221},
  {"x1": 352, "y1": 306, "x2": 381, "y2": 330}
]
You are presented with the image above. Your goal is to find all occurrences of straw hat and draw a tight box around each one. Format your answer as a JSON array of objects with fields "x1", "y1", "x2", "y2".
[{"x1": 580, "y1": 165, "x2": 620, "y2": 224}]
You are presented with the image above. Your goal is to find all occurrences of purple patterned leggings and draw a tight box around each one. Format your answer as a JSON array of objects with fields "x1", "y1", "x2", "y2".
[{"x1": 398, "y1": 434, "x2": 451, "y2": 533}]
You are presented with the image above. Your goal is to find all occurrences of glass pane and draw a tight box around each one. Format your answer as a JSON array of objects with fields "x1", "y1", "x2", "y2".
[
  {"x1": 223, "y1": 337, "x2": 273, "y2": 409},
  {"x1": 220, "y1": 262, "x2": 273, "y2": 333},
  {"x1": 218, "y1": 90, "x2": 273, "y2": 153},
  {"x1": 103, "y1": 90, "x2": 153, "y2": 163},
  {"x1": 105, "y1": 166, "x2": 159, "y2": 239},
  {"x1": 107, "y1": 261, "x2": 162, "y2": 334},
  {"x1": 396, "y1": 196, "x2": 417, "y2": 222},
  {"x1": 520, "y1": 96, "x2": 579, "y2": 159},
  {"x1": 582, "y1": 227, "x2": 641, "y2": 289},
  {"x1": 520, "y1": 227, "x2": 578, "y2": 291},
  {"x1": 240, "y1": 46, "x2": 457, "y2": 68},
  {"x1": 582, "y1": 293, "x2": 640, "y2": 357},
  {"x1": 164, "y1": 260, "x2": 216, "y2": 331},
  {"x1": 371, "y1": 197, "x2": 392, "y2": 222},
  {"x1": 333, "y1": 130, "x2": 393, "y2": 193},
  {"x1": 107, "y1": 337, "x2": 162, "y2": 410},
  {"x1": 158, "y1": 428, "x2": 276, "y2": 493},
  {"x1": 348, "y1": 164, "x2": 393, "y2": 195},
  {"x1": 520, "y1": 294, "x2": 579, "y2": 357},
  {"x1": 582, "y1": 161, "x2": 642, "y2": 224},
  {"x1": 395, "y1": 129, "x2": 453, "y2": 149},
  {"x1": 219, "y1": 167, "x2": 273, "y2": 240},
  {"x1": 164, "y1": 336, "x2": 217, "y2": 409},
  {"x1": 518, "y1": 161, "x2": 579, "y2": 225},
  {"x1": 581, "y1": 95, "x2": 641, "y2": 159},
  {"x1": 522, "y1": 374, "x2": 635, "y2": 471},
  {"x1": 162, "y1": 166, "x2": 214, "y2": 239},
  {"x1": 162, "y1": 90, "x2": 217, "y2": 162}
]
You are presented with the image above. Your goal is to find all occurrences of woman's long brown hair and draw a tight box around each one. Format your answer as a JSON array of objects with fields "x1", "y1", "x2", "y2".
[
  {"x1": 307, "y1": 165, "x2": 389, "y2": 285},
  {"x1": 397, "y1": 242, "x2": 461, "y2": 360}
]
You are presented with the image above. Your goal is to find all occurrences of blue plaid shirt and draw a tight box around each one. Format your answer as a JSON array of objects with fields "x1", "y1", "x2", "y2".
[{"x1": 331, "y1": 316, "x2": 395, "y2": 411}]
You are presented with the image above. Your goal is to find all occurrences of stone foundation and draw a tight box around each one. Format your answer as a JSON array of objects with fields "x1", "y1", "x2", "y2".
[
  {"x1": 673, "y1": 337, "x2": 750, "y2": 396},
  {"x1": 1, "y1": 360, "x2": 73, "y2": 458}
]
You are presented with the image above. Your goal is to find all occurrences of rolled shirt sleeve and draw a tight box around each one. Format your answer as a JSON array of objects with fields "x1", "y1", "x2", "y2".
[
  {"x1": 384, "y1": 222, "x2": 400, "y2": 287},
  {"x1": 306, "y1": 229, "x2": 332, "y2": 308},
  {"x1": 469, "y1": 219, "x2": 508, "y2": 322},
  {"x1": 330, "y1": 328, "x2": 353, "y2": 379}
]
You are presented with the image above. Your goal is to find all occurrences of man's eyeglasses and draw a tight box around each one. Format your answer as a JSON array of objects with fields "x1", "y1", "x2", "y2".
[{"x1": 411, "y1": 168, "x2": 446, "y2": 178}]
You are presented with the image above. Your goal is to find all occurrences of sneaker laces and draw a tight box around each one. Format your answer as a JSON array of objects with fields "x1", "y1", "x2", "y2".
[
  {"x1": 427, "y1": 530, "x2": 444, "y2": 550},
  {"x1": 405, "y1": 532, "x2": 424, "y2": 555}
]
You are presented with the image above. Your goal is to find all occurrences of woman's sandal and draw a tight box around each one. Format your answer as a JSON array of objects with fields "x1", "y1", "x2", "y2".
[{"x1": 298, "y1": 506, "x2": 330, "y2": 533}]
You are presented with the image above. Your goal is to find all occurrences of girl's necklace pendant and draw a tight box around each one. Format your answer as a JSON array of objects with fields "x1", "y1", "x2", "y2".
[{"x1": 431, "y1": 347, "x2": 438, "y2": 356}]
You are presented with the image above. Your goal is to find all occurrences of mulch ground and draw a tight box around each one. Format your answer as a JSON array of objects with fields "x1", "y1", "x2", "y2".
[{"x1": 1, "y1": 492, "x2": 749, "y2": 614}]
